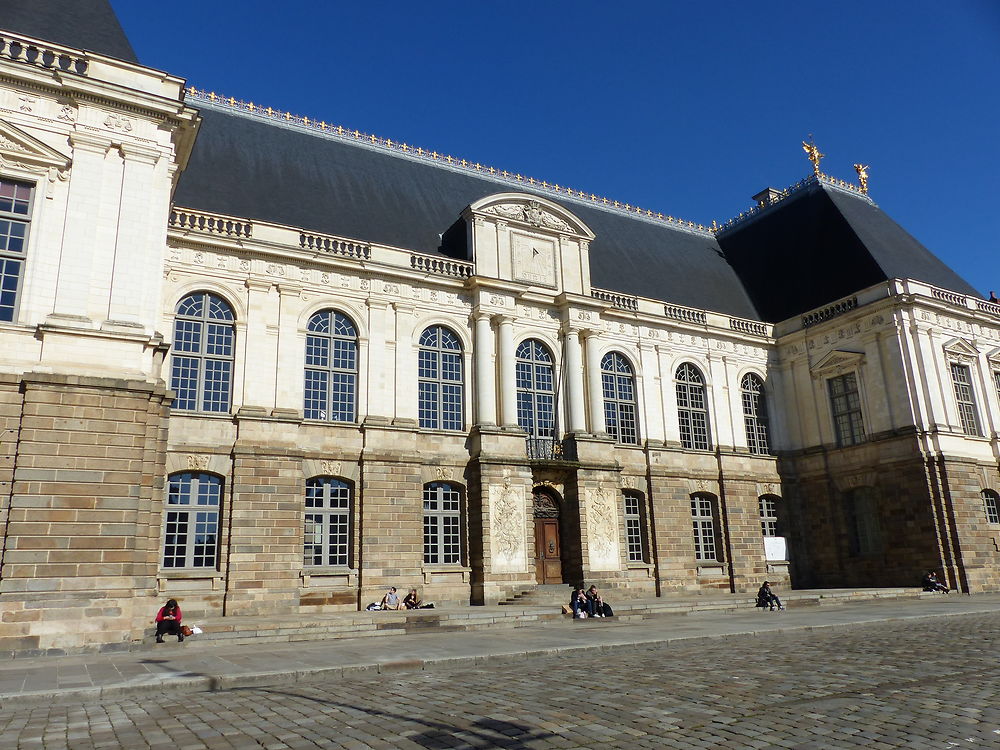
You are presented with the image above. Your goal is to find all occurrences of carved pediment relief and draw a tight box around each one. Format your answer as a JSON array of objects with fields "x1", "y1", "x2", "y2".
[
  {"x1": 810, "y1": 349, "x2": 865, "y2": 378},
  {"x1": 467, "y1": 193, "x2": 594, "y2": 239},
  {"x1": 986, "y1": 347, "x2": 1000, "y2": 367},
  {"x1": 0, "y1": 118, "x2": 71, "y2": 173},
  {"x1": 943, "y1": 337, "x2": 979, "y2": 364}
]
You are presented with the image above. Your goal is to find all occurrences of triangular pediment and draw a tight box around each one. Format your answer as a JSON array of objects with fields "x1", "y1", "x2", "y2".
[
  {"x1": 810, "y1": 349, "x2": 865, "y2": 378},
  {"x1": 0, "y1": 118, "x2": 71, "y2": 172},
  {"x1": 942, "y1": 337, "x2": 979, "y2": 363},
  {"x1": 986, "y1": 347, "x2": 1000, "y2": 366}
]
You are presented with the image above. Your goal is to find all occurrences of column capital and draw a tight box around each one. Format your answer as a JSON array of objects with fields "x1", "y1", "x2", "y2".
[{"x1": 493, "y1": 314, "x2": 515, "y2": 326}]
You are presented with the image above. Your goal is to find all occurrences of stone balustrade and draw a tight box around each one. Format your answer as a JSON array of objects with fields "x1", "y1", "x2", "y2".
[
  {"x1": 729, "y1": 317, "x2": 769, "y2": 337},
  {"x1": 410, "y1": 253, "x2": 474, "y2": 278},
  {"x1": 299, "y1": 231, "x2": 371, "y2": 260},
  {"x1": 0, "y1": 33, "x2": 89, "y2": 75},
  {"x1": 170, "y1": 209, "x2": 253, "y2": 238},
  {"x1": 664, "y1": 304, "x2": 707, "y2": 325},
  {"x1": 802, "y1": 297, "x2": 858, "y2": 327},
  {"x1": 592, "y1": 288, "x2": 639, "y2": 311}
]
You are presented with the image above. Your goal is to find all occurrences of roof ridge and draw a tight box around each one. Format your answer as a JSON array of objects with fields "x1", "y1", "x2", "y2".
[{"x1": 185, "y1": 87, "x2": 716, "y2": 238}]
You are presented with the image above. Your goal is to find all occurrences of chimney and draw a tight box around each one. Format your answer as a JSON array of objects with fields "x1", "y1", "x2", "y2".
[{"x1": 751, "y1": 187, "x2": 782, "y2": 208}]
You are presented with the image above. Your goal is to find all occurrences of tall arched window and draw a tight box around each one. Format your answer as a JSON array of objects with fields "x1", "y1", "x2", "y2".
[
  {"x1": 516, "y1": 339, "x2": 555, "y2": 441},
  {"x1": 162, "y1": 472, "x2": 221, "y2": 569},
  {"x1": 171, "y1": 292, "x2": 235, "y2": 412},
  {"x1": 304, "y1": 310, "x2": 358, "y2": 422},
  {"x1": 741, "y1": 373, "x2": 770, "y2": 455},
  {"x1": 676, "y1": 363, "x2": 710, "y2": 450},
  {"x1": 418, "y1": 326, "x2": 464, "y2": 430},
  {"x1": 304, "y1": 477, "x2": 352, "y2": 567},
  {"x1": 602, "y1": 352, "x2": 639, "y2": 444},
  {"x1": 423, "y1": 482, "x2": 463, "y2": 565}
]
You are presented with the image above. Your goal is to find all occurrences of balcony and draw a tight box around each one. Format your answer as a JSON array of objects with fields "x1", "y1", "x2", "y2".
[{"x1": 525, "y1": 437, "x2": 577, "y2": 461}]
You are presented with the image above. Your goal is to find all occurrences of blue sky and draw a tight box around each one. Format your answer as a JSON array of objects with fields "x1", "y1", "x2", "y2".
[{"x1": 113, "y1": 1, "x2": 1000, "y2": 296}]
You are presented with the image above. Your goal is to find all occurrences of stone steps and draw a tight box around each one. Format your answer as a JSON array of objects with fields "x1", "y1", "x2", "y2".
[{"x1": 142, "y1": 587, "x2": 940, "y2": 651}]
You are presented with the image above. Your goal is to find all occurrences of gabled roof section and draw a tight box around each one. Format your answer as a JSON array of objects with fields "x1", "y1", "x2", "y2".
[
  {"x1": 0, "y1": 0, "x2": 138, "y2": 63},
  {"x1": 716, "y1": 179, "x2": 978, "y2": 323},
  {"x1": 174, "y1": 102, "x2": 761, "y2": 320}
]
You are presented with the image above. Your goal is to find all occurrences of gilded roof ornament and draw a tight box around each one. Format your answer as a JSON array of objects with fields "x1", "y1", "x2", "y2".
[
  {"x1": 802, "y1": 137, "x2": 824, "y2": 175},
  {"x1": 853, "y1": 163, "x2": 870, "y2": 195}
]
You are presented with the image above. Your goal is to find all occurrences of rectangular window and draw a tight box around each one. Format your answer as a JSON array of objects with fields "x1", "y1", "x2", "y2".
[
  {"x1": 162, "y1": 473, "x2": 220, "y2": 569},
  {"x1": 950, "y1": 363, "x2": 982, "y2": 436},
  {"x1": 847, "y1": 487, "x2": 882, "y2": 556},
  {"x1": 691, "y1": 495, "x2": 718, "y2": 561},
  {"x1": 0, "y1": 178, "x2": 33, "y2": 322},
  {"x1": 423, "y1": 483, "x2": 462, "y2": 565},
  {"x1": 624, "y1": 492, "x2": 645, "y2": 562},
  {"x1": 828, "y1": 373, "x2": 865, "y2": 447},
  {"x1": 983, "y1": 491, "x2": 1000, "y2": 525},
  {"x1": 304, "y1": 479, "x2": 351, "y2": 567},
  {"x1": 759, "y1": 496, "x2": 778, "y2": 537}
]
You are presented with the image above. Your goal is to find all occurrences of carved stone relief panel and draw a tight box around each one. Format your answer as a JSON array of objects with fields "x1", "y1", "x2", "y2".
[
  {"x1": 490, "y1": 474, "x2": 528, "y2": 574},
  {"x1": 585, "y1": 486, "x2": 621, "y2": 571}
]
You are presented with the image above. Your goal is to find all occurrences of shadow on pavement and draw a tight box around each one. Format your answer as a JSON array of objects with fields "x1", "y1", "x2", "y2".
[{"x1": 258, "y1": 686, "x2": 553, "y2": 749}]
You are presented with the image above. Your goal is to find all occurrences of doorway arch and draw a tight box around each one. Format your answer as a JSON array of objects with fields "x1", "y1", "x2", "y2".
[{"x1": 533, "y1": 486, "x2": 563, "y2": 584}]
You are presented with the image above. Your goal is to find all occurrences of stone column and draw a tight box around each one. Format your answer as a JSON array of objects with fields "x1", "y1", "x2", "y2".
[
  {"x1": 563, "y1": 326, "x2": 586, "y2": 433},
  {"x1": 583, "y1": 330, "x2": 606, "y2": 435},
  {"x1": 497, "y1": 315, "x2": 518, "y2": 428},
  {"x1": 474, "y1": 313, "x2": 497, "y2": 426}
]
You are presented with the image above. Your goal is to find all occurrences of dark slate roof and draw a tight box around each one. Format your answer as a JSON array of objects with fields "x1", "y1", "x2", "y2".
[
  {"x1": 0, "y1": 0, "x2": 137, "y2": 63},
  {"x1": 716, "y1": 181, "x2": 978, "y2": 323},
  {"x1": 174, "y1": 105, "x2": 761, "y2": 319}
]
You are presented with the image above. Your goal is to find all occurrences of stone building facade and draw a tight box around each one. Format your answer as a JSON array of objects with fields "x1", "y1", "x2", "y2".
[{"x1": 1, "y1": 2, "x2": 999, "y2": 654}]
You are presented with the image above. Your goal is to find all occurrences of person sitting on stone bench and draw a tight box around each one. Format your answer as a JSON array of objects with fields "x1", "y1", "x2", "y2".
[{"x1": 756, "y1": 581, "x2": 784, "y2": 611}]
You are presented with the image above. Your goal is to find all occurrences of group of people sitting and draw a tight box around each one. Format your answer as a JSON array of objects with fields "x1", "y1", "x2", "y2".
[
  {"x1": 922, "y1": 570, "x2": 951, "y2": 593},
  {"x1": 369, "y1": 587, "x2": 435, "y2": 611},
  {"x1": 568, "y1": 585, "x2": 613, "y2": 619}
]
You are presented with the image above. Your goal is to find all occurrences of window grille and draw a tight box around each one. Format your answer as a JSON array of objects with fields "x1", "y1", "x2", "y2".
[
  {"x1": 983, "y1": 489, "x2": 1000, "y2": 525},
  {"x1": 162, "y1": 472, "x2": 221, "y2": 569},
  {"x1": 691, "y1": 494, "x2": 718, "y2": 561},
  {"x1": 741, "y1": 373, "x2": 770, "y2": 455},
  {"x1": 170, "y1": 292, "x2": 235, "y2": 412},
  {"x1": 759, "y1": 495, "x2": 778, "y2": 537},
  {"x1": 423, "y1": 482, "x2": 463, "y2": 565},
  {"x1": 624, "y1": 491, "x2": 645, "y2": 562},
  {"x1": 0, "y1": 178, "x2": 32, "y2": 322},
  {"x1": 516, "y1": 339, "x2": 556, "y2": 441},
  {"x1": 828, "y1": 372, "x2": 865, "y2": 447},
  {"x1": 304, "y1": 310, "x2": 358, "y2": 422},
  {"x1": 602, "y1": 352, "x2": 639, "y2": 445},
  {"x1": 418, "y1": 326, "x2": 464, "y2": 430},
  {"x1": 676, "y1": 363, "x2": 711, "y2": 450},
  {"x1": 304, "y1": 477, "x2": 351, "y2": 566},
  {"x1": 950, "y1": 363, "x2": 982, "y2": 436}
]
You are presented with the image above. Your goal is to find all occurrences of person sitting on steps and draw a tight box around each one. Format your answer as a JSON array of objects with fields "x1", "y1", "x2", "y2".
[
  {"x1": 756, "y1": 581, "x2": 784, "y2": 611},
  {"x1": 154, "y1": 598, "x2": 184, "y2": 643},
  {"x1": 570, "y1": 588, "x2": 590, "y2": 618},
  {"x1": 587, "y1": 585, "x2": 613, "y2": 617},
  {"x1": 922, "y1": 570, "x2": 950, "y2": 593},
  {"x1": 380, "y1": 587, "x2": 403, "y2": 610}
]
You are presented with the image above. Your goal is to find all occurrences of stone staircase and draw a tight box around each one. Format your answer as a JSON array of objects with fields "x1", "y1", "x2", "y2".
[{"x1": 144, "y1": 587, "x2": 935, "y2": 653}]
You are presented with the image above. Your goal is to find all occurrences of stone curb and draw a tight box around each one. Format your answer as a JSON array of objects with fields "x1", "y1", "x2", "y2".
[{"x1": 1, "y1": 605, "x2": 992, "y2": 709}]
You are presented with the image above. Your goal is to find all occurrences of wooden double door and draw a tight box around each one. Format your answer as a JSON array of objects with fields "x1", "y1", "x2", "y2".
[{"x1": 533, "y1": 489, "x2": 562, "y2": 584}]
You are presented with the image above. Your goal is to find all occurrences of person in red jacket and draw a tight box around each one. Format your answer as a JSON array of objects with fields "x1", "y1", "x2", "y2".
[{"x1": 154, "y1": 599, "x2": 184, "y2": 643}]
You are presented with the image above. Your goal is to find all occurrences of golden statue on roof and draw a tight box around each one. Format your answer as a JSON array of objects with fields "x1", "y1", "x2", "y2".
[
  {"x1": 853, "y1": 163, "x2": 870, "y2": 194},
  {"x1": 802, "y1": 138, "x2": 824, "y2": 175}
]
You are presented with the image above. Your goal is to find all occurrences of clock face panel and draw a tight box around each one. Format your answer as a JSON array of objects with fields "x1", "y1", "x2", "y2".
[{"x1": 512, "y1": 232, "x2": 556, "y2": 288}]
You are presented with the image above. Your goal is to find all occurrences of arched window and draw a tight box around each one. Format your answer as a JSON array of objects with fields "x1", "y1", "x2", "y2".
[
  {"x1": 162, "y1": 472, "x2": 221, "y2": 569},
  {"x1": 983, "y1": 489, "x2": 1000, "y2": 525},
  {"x1": 516, "y1": 339, "x2": 555, "y2": 440},
  {"x1": 423, "y1": 482, "x2": 463, "y2": 565},
  {"x1": 304, "y1": 310, "x2": 358, "y2": 422},
  {"x1": 0, "y1": 178, "x2": 33, "y2": 322},
  {"x1": 304, "y1": 477, "x2": 352, "y2": 567},
  {"x1": 171, "y1": 292, "x2": 235, "y2": 412},
  {"x1": 676, "y1": 363, "x2": 710, "y2": 450},
  {"x1": 741, "y1": 373, "x2": 770, "y2": 455},
  {"x1": 602, "y1": 352, "x2": 639, "y2": 445},
  {"x1": 418, "y1": 326, "x2": 464, "y2": 430}
]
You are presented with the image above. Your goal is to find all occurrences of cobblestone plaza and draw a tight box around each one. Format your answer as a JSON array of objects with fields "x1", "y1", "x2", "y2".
[{"x1": 2, "y1": 605, "x2": 999, "y2": 749}]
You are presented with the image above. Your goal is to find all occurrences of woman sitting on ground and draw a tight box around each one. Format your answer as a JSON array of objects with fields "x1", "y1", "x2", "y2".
[
  {"x1": 403, "y1": 589, "x2": 421, "y2": 609},
  {"x1": 154, "y1": 598, "x2": 184, "y2": 643},
  {"x1": 570, "y1": 588, "x2": 590, "y2": 618}
]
